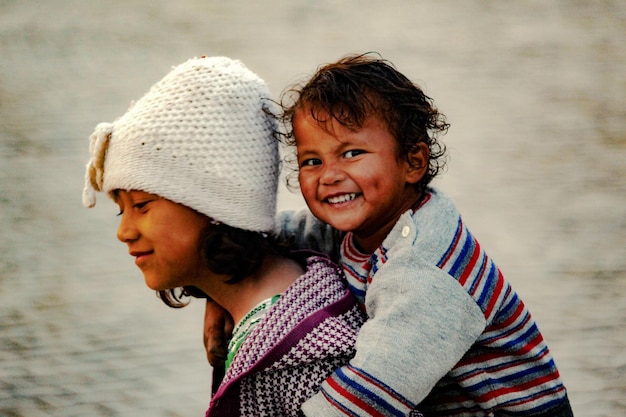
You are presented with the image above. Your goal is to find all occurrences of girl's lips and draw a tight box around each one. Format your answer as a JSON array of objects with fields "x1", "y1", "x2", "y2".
[{"x1": 130, "y1": 251, "x2": 152, "y2": 266}]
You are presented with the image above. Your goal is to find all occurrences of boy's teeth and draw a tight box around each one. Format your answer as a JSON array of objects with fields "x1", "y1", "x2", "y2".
[{"x1": 327, "y1": 193, "x2": 357, "y2": 204}]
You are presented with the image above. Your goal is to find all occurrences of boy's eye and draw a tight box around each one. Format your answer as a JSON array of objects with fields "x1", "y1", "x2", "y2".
[
  {"x1": 344, "y1": 149, "x2": 364, "y2": 158},
  {"x1": 299, "y1": 158, "x2": 322, "y2": 167}
]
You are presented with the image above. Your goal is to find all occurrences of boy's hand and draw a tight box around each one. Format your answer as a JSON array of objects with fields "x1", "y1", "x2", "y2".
[{"x1": 203, "y1": 298, "x2": 233, "y2": 366}]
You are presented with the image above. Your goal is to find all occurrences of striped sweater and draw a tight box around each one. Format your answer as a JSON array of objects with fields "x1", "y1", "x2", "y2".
[{"x1": 282, "y1": 189, "x2": 571, "y2": 417}]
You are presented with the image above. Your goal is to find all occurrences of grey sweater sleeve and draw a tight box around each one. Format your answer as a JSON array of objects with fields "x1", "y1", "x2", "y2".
[
  {"x1": 302, "y1": 247, "x2": 486, "y2": 416},
  {"x1": 276, "y1": 209, "x2": 344, "y2": 262}
]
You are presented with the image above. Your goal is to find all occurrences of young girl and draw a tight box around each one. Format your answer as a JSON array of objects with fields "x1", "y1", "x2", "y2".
[{"x1": 81, "y1": 56, "x2": 377, "y2": 417}]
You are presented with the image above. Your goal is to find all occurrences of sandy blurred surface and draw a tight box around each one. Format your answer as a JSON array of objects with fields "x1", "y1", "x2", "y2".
[{"x1": 1, "y1": 0, "x2": 624, "y2": 415}]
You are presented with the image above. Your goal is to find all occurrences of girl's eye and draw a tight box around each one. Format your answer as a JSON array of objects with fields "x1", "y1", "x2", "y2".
[
  {"x1": 300, "y1": 158, "x2": 322, "y2": 167},
  {"x1": 344, "y1": 149, "x2": 364, "y2": 158},
  {"x1": 115, "y1": 200, "x2": 151, "y2": 216},
  {"x1": 133, "y1": 201, "x2": 151, "y2": 210}
]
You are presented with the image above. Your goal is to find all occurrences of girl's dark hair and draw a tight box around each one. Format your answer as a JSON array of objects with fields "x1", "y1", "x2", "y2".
[
  {"x1": 280, "y1": 52, "x2": 449, "y2": 195},
  {"x1": 158, "y1": 223, "x2": 289, "y2": 308}
]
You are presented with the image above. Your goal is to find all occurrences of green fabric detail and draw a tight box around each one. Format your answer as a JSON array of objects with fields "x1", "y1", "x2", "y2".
[{"x1": 225, "y1": 294, "x2": 281, "y2": 371}]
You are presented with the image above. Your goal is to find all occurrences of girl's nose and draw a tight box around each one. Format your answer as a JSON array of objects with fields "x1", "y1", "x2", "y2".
[{"x1": 116, "y1": 213, "x2": 139, "y2": 243}]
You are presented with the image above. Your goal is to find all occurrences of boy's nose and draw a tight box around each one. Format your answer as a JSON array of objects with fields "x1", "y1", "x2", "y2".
[
  {"x1": 116, "y1": 214, "x2": 139, "y2": 243},
  {"x1": 319, "y1": 165, "x2": 345, "y2": 185}
]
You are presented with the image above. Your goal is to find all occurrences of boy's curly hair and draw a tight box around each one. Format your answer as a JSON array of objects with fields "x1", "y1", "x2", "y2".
[{"x1": 280, "y1": 52, "x2": 449, "y2": 195}]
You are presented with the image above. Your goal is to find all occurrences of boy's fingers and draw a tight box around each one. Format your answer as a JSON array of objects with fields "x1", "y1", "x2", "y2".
[{"x1": 203, "y1": 298, "x2": 233, "y2": 366}]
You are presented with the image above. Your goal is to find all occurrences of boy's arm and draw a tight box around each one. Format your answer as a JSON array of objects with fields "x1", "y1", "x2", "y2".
[
  {"x1": 203, "y1": 298, "x2": 233, "y2": 367},
  {"x1": 302, "y1": 248, "x2": 486, "y2": 416}
]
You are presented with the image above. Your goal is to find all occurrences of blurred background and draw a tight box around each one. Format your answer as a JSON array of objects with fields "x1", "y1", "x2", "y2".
[{"x1": 1, "y1": 0, "x2": 624, "y2": 416}]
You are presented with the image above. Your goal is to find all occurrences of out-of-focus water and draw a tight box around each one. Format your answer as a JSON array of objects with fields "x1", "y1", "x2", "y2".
[{"x1": 1, "y1": 0, "x2": 624, "y2": 416}]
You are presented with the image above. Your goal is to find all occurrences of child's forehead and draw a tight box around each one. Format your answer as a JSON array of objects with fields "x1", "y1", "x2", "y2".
[
  {"x1": 294, "y1": 108, "x2": 398, "y2": 154},
  {"x1": 295, "y1": 105, "x2": 388, "y2": 136},
  {"x1": 294, "y1": 108, "x2": 352, "y2": 141}
]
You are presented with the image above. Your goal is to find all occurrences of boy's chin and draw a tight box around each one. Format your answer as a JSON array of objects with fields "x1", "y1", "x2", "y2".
[
  {"x1": 323, "y1": 216, "x2": 358, "y2": 232},
  {"x1": 330, "y1": 223, "x2": 353, "y2": 232}
]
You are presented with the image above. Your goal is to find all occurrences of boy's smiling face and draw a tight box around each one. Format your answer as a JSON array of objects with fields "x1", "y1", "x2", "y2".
[{"x1": 294, "y1": 108, "x2": 426, "y2": 253}]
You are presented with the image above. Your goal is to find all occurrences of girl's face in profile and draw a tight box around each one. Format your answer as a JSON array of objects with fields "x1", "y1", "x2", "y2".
[{"x1": 114, "y1": 190, "x2": 213, "y2": 291}]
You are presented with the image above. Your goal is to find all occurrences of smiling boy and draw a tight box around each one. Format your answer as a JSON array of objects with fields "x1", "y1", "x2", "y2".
[
  {"x1": 278, "y1": 53, "x2": 574, "y2": 417},
  {"x1": 295, "y1": 108, "x2": 427, "y2": 255}
]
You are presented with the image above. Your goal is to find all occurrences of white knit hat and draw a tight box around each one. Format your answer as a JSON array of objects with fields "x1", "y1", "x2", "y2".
[{"x1": 82, "y1": 56, "x2": 279, "y2": 233}]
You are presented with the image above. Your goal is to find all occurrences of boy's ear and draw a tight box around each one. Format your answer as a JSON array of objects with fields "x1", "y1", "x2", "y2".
[{"x1": 405, "y1": 143, "x2": 429, "y2": 184}]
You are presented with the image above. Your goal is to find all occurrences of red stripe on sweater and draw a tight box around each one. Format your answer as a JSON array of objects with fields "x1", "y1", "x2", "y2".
[
  {"x1": 518, "y1": 332, "x2": 545, "y2": 356},
  {"x1": 325, "y1": 376, "x2": 383, "y2": 416},
  {"x1": 483, "y1": 270, "x2": 505, "y2": 319},
  {"x1": 342, "y1": 235, "x2": 366, "y2": 263},
  {"x1": 458, "y1": 239, "x2": 481, "y2": 286},
  {"x1": 487, "y1": 300, "x2": 526, "y2": 333},
  {"x1": 440, "y1": 222, "x2": 463, "y2": 268},
  {"x1": 475, "y1": 372, "x2": 562, "y2": 404}
]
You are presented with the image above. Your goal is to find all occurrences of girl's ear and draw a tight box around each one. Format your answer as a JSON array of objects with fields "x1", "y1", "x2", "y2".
[{"x1": 405, "y1": 143, "x2": 429, "y2": 184}]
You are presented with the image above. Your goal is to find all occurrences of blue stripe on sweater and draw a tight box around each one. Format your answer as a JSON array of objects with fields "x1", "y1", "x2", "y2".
[
  {"x1": 447, "y1": 228, "x2": 473, "y2": 278},
  {"x1": 332, "y1": 366, "x2": 412, "y2": 416},
  {"x1": 475, "y1": 261, "x2": 499, "y2": 308},
  {"x1": 465, "y1": 358, "x2": 557, "y2": 395},
  {"x1": 499, "y1": 321, "x2": 539, "y2": 351},
  {"x1": 437, "y1": 217, "x2": 463, "y2": 268}
]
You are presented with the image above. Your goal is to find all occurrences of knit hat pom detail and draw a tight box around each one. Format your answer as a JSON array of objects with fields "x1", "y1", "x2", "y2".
[{"x1": 82, "y1": 122, "x2": 113, "y2": 208}]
